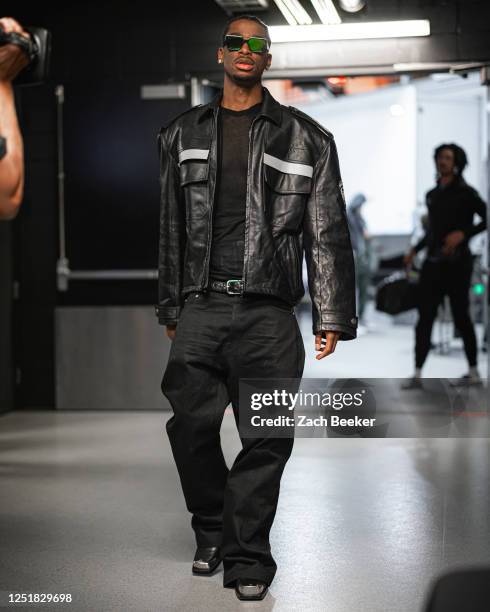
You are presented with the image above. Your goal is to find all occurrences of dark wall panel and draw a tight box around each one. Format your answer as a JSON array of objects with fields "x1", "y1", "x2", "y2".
[
  {"x1": 0, "y1": 222, "x2": 14, "y2": 413},
  {"x1": 12, "y1": 86, "x2": 57, "y2": 409},
  {"x1": 64, "y1": 83, "x2": 166, "y2": 271}
]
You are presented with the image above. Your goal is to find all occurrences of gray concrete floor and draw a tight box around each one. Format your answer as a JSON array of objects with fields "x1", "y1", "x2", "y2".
[
  {"x1": 1, "y1": 411, "x2": 489, "y2": 612},
  {"x1": 1, "y1": 305, "x2": 489, "y2": 611}
]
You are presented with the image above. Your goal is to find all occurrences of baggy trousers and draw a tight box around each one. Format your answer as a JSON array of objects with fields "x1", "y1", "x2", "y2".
[{"x1": 161, "y1": 290, "x2": 306, "y2": 588}]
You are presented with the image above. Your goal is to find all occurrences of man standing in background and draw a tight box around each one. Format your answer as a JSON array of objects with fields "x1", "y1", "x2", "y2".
[{"x1": 403, "y1": 143, "x2": 487, "y2": 388}]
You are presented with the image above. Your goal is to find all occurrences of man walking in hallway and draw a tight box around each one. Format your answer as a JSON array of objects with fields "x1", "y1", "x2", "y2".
[{"x1": 156, "y1": 14, "x2": 357, "y2": 601}]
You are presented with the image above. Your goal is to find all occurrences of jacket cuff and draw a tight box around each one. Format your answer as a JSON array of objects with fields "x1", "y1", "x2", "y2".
[
  {"x1": 313, "y1": 313, "x2": 358, "y2": 341},
  {"x1": 155, "y1": 305, "x2": 181, "y2": 326}
]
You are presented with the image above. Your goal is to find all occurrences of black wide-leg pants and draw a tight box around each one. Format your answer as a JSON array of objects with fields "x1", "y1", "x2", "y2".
[{"x1": 161, "y1": 290, "x2": 305, "y2": 588}]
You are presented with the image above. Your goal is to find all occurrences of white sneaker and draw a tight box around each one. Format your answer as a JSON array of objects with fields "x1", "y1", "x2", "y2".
[{"x1": 449, "y1": 373, "x2": 483, "y2": 387}]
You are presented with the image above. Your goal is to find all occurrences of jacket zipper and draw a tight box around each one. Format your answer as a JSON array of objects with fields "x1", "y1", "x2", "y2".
[
  {"x1": 242, "y1": 114, "x2": 261, "y2": 294},
  {"x1": 203, "y1": 106, "x2": 220, "y2": 291}
]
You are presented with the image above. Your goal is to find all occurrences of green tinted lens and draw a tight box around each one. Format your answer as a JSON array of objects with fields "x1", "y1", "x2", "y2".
[
  {"x1": 248, "y1": 37, "x2": 268, "y2": 53},
  {"x1": 224, "y1": 35, "x2": 244, "y2": 51},
  {"x1": 224, "y1": 34, "x2": 268, "y2": 53}
]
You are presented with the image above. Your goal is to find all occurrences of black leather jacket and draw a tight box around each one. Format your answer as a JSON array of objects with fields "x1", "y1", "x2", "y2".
[{"x1": 156, "y1": 85, "x2": 357, "y2": 339}]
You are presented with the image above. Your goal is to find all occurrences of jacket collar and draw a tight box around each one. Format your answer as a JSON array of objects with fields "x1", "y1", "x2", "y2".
[{"x1": 197, "y1": 85, "x2": 282, "y2": 126}]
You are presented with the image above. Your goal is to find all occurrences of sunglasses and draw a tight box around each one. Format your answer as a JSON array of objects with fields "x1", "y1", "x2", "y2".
[{"x1": 222, "y1": 34, "x2": 269, "y2": 54}]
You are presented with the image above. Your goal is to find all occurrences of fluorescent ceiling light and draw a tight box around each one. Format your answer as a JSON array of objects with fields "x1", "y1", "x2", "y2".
[
  {"x1": 273, "y1": 0, "x2": 312, "y2": 26},
  {"x1": 269, "y1": 20, "x2": 430, "y2": 41},
  {"x1": 393, "y1": 62, "x2": 481, "y2": 72},
  {"x1": 310, "y1": 0, "x2": 341, "y2": 24},
  {"x1": 273, "y1": 0, "x2": 297, "y2": 26},
  {"x1": 285, "y1": 0, "x2": 312, "y2": 24}
]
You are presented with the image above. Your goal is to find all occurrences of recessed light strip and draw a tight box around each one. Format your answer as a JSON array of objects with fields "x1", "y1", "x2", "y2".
[{"x1": 269, "y1": 20, "x2": 431, "y2": 42}]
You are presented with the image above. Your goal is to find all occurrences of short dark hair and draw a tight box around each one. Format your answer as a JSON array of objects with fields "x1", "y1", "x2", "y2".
[
  {"x1": 434, "y1": 143, "x2": 468, "y2": 176},
  {"x1": 221, "y1": 14, "x2": 271, "y2": 48}
]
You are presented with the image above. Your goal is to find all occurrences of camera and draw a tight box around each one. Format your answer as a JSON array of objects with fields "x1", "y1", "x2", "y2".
[{"x1": 0, "y1": 26, "x2": 51, "y2": 86}]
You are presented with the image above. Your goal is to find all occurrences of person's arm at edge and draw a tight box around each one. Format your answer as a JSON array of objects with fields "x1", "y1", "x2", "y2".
[{"x1": 0, "y1": 80, "x2": 23, "y2": 220}]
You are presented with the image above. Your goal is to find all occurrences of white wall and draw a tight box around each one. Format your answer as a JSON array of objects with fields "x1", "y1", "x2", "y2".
[
  {"x1": 414, "y1": 73, "x2": 487, "y2": 254},
  {"x1": 415, "y1": 73, "x2": 487, "y2": 199},
  {"x1": 296, "y1": 73, "x2": 488, "y2": 241},
  {"x1": 297, "y1": 84, "x2": 417, "y2": 235}
]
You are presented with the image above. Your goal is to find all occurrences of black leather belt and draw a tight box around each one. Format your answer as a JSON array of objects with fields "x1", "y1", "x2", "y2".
[{"x1": 209, "y1": 278, "x2": 244, "y2": 295}]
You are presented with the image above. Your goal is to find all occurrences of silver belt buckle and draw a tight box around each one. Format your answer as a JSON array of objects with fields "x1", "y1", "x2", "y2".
[{"x1": 226, "y1": 279, "x2": 243, "y2": 294}]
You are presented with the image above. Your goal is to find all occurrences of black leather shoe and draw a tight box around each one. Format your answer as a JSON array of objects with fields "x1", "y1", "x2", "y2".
[
  {"x1": 235, "y1": 578, "x2": 268, "y2": 601},
  {"x1": 192, "y1": 546, "x2": 221, "y2": 575}
]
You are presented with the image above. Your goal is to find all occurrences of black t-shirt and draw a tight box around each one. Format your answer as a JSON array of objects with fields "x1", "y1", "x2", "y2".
[
  {"x1": 209, "y1": 100, "x2": 262, "y2": 280},
  {"x1": 414, "y1": 178, "x2": 487, "y2": 260}
]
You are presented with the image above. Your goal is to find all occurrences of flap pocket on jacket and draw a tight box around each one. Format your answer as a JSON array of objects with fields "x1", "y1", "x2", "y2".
[
  {"x1": 263, "y1": 153, "x2": 312, "y2": 194},
  {"x1": 178, "y1": 149, "x2": 210, "y2": 186}
]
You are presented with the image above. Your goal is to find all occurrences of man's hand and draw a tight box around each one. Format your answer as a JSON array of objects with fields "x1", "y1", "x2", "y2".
[
  {"x1": 166, "y1": 323, "x2": 177, "y2": 341},
  {"x1": 442, "y1": 230, "x2": 465, "y2": 255},
  {"x1": 315, "y1": 330, "x2": 340, "y2": 360},
  {"x1": 0, "y1": 17, "x2": 31, "y2": 82}
]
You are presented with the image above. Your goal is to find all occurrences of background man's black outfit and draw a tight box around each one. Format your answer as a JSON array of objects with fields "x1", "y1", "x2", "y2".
[
  {"x1": 156, "y1": 86, "x2": 357, "y2": 589},
  {"x1": 412, "y1": 177, "x2": 487, "y2": 369}
]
